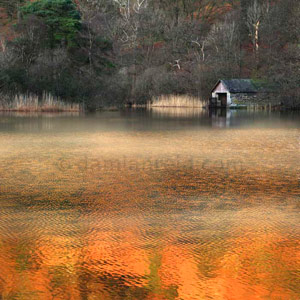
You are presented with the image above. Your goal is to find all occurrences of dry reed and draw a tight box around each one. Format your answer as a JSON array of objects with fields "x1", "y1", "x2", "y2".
[
  {"x1": 148, "y1": 95, "x2": 205, "y2": 108},
  {"x1": 0, "y1": 92, "x2": 81, "y2": 112}
]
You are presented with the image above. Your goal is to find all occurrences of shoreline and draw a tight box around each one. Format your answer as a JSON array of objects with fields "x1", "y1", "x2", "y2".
[{"x1": 0, "y1": 108, "x2": 81, "y2": 113}]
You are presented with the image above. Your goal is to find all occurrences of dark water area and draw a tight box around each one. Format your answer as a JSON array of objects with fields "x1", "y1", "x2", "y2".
[{"x1": 0, "y1": 108, "x2": 299, "y2": 299}]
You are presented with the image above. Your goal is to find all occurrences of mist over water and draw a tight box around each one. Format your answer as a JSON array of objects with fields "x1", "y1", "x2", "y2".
[{"x1": 0, "y1": 109, "x2": 299, "y2": 299}]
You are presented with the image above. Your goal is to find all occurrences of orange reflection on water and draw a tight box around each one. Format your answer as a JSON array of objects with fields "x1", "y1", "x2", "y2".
[
  {"x1": 0, "y1": 113, "x2": 299, "y2": 299},
  {"x1": 0, "y1": 208, "x2": 299, "y2": 299}
]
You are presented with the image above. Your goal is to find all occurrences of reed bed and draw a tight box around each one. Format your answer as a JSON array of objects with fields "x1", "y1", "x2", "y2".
[
  {"x1": 148, "y1": 95, "x2": 205, "y2": 108},
  {"x1": 0, "y1": 92, "x2": 81, "y2": 112}
]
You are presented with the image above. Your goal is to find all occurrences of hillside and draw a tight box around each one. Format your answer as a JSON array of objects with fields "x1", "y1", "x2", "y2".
[{"x1": 0, "y1": 0, "x2": 299, "y2": 109}]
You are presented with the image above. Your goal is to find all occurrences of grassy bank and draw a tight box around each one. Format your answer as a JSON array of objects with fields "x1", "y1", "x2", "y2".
[{"x1": 0, "y1": 93, "x2": 81, "y2": 112}]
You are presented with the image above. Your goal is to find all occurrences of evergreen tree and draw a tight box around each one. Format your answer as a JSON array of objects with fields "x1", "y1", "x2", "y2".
[{"x1": 20, "y1": 0, "x2": 81, "y2": 48}]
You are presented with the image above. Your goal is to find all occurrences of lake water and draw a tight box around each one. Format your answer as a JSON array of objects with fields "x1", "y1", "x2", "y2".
[{"x1": 0, "y1": 109, "x2": 299, "y2": 300}]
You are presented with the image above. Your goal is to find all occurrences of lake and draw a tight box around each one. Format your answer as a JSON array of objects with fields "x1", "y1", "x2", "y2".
[{"x1": 0, "y1": 109, "x2": 299, "y2": 300}]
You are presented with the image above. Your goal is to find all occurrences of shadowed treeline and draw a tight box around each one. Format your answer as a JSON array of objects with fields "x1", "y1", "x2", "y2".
[{"x1": 0, "y1": 0, "x2": 299, "y2": 109}]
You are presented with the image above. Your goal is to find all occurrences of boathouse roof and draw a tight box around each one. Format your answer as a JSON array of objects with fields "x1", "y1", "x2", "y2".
[
  {"x1": 211, "y1": 79, "x2": 267, "y2": 93},
  {"x1": 222, "y1": 79, "x2": 257, "y2": 93}
]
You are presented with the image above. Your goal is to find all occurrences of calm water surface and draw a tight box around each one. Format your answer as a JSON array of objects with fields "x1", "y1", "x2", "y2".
[{"x1": 0, "y1": 109, "x2": 299, "y2": 300}]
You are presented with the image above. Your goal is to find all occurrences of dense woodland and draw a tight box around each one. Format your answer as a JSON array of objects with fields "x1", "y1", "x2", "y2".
[{"x1": 0, "y1": 0, "x2": 299, "y2": 109}]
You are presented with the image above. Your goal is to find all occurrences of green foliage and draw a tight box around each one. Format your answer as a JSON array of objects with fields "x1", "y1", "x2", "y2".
[{"x1": 20, "y1": 0, "x2": 81, "y2": 48}]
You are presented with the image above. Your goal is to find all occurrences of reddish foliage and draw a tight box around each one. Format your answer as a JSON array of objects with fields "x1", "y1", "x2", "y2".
[{"x1": 153, "y1": 41, "x2": 165, "y2": 49}]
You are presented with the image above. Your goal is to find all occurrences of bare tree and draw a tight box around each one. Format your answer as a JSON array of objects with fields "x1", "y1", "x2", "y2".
[{"x1": 246, "y1": 0, "x2": 268, "y2": 57}]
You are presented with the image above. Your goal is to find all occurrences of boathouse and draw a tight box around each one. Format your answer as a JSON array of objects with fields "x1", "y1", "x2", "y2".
[{"x1": 210, "y1": 79, "x2": 265, "y2": 107}]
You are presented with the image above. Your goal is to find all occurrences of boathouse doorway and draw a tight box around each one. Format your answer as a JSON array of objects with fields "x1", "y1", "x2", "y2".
[{"x1": 218, "y1": 93, "x2": 227, "y2": 107}]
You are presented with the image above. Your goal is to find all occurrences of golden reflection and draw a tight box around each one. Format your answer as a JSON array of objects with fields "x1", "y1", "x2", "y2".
[
  {"x1": 0, "y1": 114, "x2": 299, "y2": 299},
  {"x1": 150, "y1": 107, "x2": 205, "y2": 118},
  {"x1": 0, "y1": 209, "x2": 299, "y2": 299}
]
